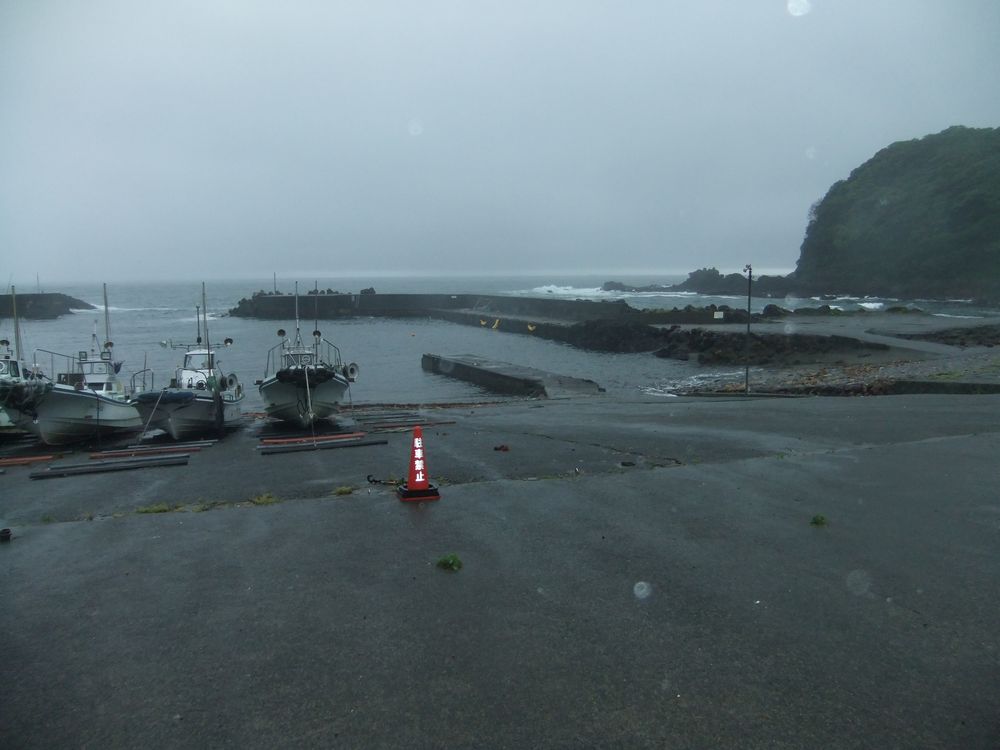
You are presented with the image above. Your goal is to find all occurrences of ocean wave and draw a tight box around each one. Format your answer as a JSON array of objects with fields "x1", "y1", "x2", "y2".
[
  {"x1": 72, "y1": 305, "x2": 184, "y2": 313},
  {"x1": 639, "y1": 386, "x2": 679, "y2": 397},
  {"x1": 510, "y1": 284, "x2": 704, "y2": 300},
  {"x1": 514, "y1": 284, "x2": 609, "y2": 297}
]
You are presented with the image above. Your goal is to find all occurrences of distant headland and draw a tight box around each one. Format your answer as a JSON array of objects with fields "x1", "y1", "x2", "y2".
[
  {"x1": 1, "y1": 293, "x2": 95, "y2": 320},
  {"x1": 624, "y1": 125, "x2": 1000, "y2": 304}
]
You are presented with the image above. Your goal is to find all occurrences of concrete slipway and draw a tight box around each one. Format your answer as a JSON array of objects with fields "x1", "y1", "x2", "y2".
[{"x1": 1, "y1": 392, "x2": 999, "y2": 749}]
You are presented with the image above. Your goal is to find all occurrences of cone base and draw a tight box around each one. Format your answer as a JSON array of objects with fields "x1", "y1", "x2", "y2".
[{"x1": 397, "y1": 483, "x2": 440, "y2": 502}]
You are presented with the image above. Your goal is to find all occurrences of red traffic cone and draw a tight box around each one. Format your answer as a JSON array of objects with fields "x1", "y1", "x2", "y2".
[{"x1": 397, "y1": 426, "x2": 440, "y2": 502}]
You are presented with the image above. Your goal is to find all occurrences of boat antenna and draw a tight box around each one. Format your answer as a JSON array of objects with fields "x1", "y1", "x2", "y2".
[{"x1": 196, "y1": 304, "x2": 202, "y2": 344}]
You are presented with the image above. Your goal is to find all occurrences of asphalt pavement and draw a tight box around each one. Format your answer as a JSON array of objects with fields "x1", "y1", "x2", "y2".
[{"x1": 2, "y1": 393, "x2": 999, "y2": 748}]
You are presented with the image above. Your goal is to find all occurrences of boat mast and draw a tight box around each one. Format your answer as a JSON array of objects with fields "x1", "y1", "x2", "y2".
[
  {"x1": 202, "y1": 282, "x2": 211, "y2": 365},
  {"x1": 295, "y1": 281, "x2": 314, "y2": 427},
  {"x1": 294, "y1": 281, "x2": 301, "y2": 345},
  {"x1": 103, "y1": 283, "x2": 113, "y2": 353},
  {"x1": 11, "y1": 285, "x2": 23, "y2": 361},
  {"x1": 313, "y1": 280, "x2": 320, "y2": 357}
]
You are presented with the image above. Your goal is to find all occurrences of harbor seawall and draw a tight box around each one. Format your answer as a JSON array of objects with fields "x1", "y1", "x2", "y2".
[{"x1": 228, "y1": 292, "x2": 632, "y2": 322}]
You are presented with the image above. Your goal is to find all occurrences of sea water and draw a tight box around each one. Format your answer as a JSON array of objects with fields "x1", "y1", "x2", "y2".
[{"x1": 4, "y1": 274, "x2": 991, "y2": 407}]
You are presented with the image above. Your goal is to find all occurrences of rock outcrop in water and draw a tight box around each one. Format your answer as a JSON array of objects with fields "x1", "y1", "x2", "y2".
[
  {"x1": 0, "y1": 293, "x2": 95, "y2": 319},
  {"x1": 550, "y1": 320, "x2": 888, "y2": 364},
  {"x1": 603, "y1": 271, "x2": 793, "y2": 298}
]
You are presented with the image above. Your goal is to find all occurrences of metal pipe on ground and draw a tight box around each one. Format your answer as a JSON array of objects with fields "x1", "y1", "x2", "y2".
[
  {"x1": 30, "y1": 455, "x2": 190, "y2": 479},
  {"x1": 258, "y1": 439, "x2": 388, "y2": 456}
]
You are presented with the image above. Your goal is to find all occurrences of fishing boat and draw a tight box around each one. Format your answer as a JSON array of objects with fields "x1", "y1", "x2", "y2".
[
  {"x1": 9, "y1": 285, "x2": 142, "y2": 445},
  {"x1": 133, "y1": 285, "x2": 245, "y2": 440},
  {"x1": 0, "y1": 287, "x2": 49, "y2": 431},
  {"x1": 256, "y1": 284, "x2": 358, "y2": 428}
]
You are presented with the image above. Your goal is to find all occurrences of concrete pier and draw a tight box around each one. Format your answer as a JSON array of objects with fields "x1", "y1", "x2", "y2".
[{"x1": 421, "y1": 353, "x2": 604, "y2": 397}]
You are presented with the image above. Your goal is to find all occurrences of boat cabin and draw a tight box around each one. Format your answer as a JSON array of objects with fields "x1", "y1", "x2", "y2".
[
  {"x1": 173, "y1": 348, "x2": 218, "y2": 390},
  {"x1": 184, "y1": 352, "x2": 214, "y2": 370}
]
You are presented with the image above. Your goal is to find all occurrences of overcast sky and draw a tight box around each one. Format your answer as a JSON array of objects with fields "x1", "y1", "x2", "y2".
[{"x1": 2, "y1": 1, "x2": 998, "y2": 284}]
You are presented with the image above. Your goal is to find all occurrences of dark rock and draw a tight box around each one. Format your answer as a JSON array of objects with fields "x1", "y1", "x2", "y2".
[
  {"x1": 762, "y1": 304, "x2": 791, "y2": 317},
  {"x1": 0, "y1": 293, "x2": 95, "y2": 320}
]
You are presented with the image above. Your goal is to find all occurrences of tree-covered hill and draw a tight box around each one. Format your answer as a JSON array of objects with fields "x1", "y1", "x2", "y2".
[{"x1": 793, "y1": 126, "x2": 1000, "y2": 300}]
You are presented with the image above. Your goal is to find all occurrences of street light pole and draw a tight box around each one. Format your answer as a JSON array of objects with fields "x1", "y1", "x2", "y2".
[{"x1": 743, "y1": 264, "x2": 752, "y2": 394}]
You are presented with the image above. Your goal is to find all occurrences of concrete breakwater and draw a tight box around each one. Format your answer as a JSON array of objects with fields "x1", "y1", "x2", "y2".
[
  {"x1": 228, "y1": 291, "x2": 632, "y2": 322},
  {"x1": 228, "y1": 290, "x2": 896, "y2": 365},
  {"x1": 1, "y1": 293, "x2": 95, "y2": 319},
  {"x1": 421, "y1": 353, "x2": 604, "y2": 398}
]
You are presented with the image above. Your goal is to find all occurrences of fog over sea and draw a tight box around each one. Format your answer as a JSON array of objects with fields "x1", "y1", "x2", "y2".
[{"x1": 4, "y1": 274, "x2": 990, "y2": 407}]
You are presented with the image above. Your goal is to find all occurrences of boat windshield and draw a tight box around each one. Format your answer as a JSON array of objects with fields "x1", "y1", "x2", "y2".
[
  {"x1": 184, "y1": 353, "x2": 212, "y2": 369},
  {"x1": 82, "y1": 362, "x2": 110, "y2": 376},
  {"x1": 285, "y1": 353, "x2": 312, "y2": 367},
  {"x1": 1, "y1": 360, "x2": 18, "y2": 377}
]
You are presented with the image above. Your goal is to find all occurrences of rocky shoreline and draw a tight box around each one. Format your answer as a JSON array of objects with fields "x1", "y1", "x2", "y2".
[{"x1": 678, "y1": 344, "x2": 1000, "y2": 397}]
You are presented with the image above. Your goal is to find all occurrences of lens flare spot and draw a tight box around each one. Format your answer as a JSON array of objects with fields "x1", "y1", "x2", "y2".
[
  {"x1": 633, "y1": 581, "x2": 652, "y2": 599},
  {"x1": 787, "y1": 0, "x2": 811, "y2": 16}
]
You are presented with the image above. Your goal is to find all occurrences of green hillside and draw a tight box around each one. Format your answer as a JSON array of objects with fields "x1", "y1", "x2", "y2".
[{"x1": 794, "y1": 126, "x2": 1000, "y2": 300}]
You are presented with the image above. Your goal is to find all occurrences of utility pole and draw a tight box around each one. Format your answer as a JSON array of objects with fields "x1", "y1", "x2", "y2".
[{"x1": 743, "y1": 264, "x2": 753, "y2": 394}]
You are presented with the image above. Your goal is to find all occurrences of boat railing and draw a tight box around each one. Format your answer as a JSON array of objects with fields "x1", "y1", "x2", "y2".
[
  {"x1": 33, "y1": 348, "x2": 83, "y2": 380},
  {"x1": 132, "y1": 368, "x2": 155, "y2": 393},
  {"x1": 262, "y1": 338, "x2": 344, "y2": 379},
  {"x1": 322, "y1": 338, "x2": 345, "y2": 370}
]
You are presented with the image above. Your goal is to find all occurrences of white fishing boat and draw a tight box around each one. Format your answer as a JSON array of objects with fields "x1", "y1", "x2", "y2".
[
  {"x1": 10, "y1": 285, "x2": 142, "y2": 445},
  {"x1": 0, "y1": 287, "x2": 48, "y2": 432},
  {"x1": 133, "y1": 285, "x2": 245, "y2": 440},
  {"x1": 256, "y1": 285, "x2": 358, "y2": 428}
]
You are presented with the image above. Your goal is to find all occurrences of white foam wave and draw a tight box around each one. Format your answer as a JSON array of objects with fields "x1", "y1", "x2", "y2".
[
  {"x1": 639, "y1": 386, "x2": 680, "y2": 397},
  {"x1": 516, "y1": 284, "x2": 609, "y2": 297},
  {"x1": 511, "y1": 284, "x2": 702, "y2": 301},
  {"x1": 71, "y1": 305, "x2": 182, "y2": 313}
]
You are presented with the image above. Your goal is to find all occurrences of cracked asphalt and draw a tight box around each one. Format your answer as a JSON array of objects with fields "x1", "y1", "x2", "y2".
[{"x1": 2, "y1": 393, "x2": 999, "y2": 748}]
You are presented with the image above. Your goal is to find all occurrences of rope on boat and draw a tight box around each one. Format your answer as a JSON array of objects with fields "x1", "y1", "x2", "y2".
[{"x1": 140, "y1": 388, "x2": 167, "y2": 437}]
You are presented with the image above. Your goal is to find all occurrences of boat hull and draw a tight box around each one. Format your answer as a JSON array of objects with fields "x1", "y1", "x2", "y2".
[
  {"x1": 259, "y1": 372, "x2": 349, "y2": 428},
  {"x1": 13, "y1": 384, "x2": 142, "y2": 445},
  {"x1": 135, "y1": 389, "x2": 244, "y2": 441}
]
